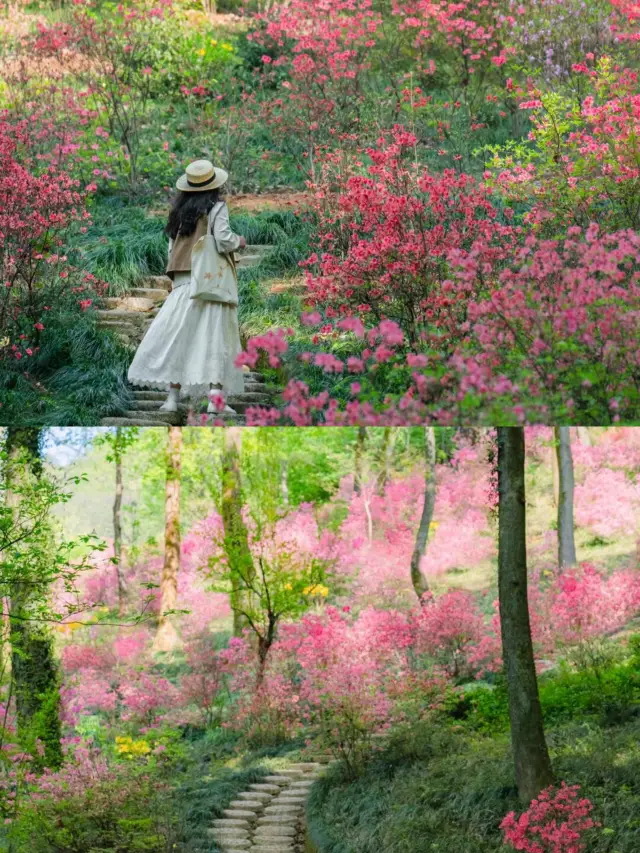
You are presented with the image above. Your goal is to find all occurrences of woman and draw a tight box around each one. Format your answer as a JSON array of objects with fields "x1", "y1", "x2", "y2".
[{"x1": 128, "y1": 160, "x2": 247, "y2": 414}]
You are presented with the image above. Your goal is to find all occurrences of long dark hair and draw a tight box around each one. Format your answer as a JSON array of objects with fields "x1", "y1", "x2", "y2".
[{"x1": 165, "y1": 188, "x2": 222, "y2": 239}]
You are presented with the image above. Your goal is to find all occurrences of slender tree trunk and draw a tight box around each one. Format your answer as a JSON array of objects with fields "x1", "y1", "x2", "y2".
[
  {"x1": 576, "y1": 427, "x2": 592, "y2": 447},
  {"x1": 113, "y1": 428, "x2": 127, "y2": 613},
  {"x1": 555, "y1": 427, "x2": 577, "y2": 569},
  {"x1": 551, "y1": 443, "x2": 559, "y2": 508},
  {"x1": 497, "y1": 428, "x2": 554, "y2": 804},
  {"x1": 4, "y1": 429, "x2": 62, "y2": 768},
  {"x1": 154, "y1": 427, "x2": 183, "y2": 654},
  {"x1": 354, "y1": 427, "x2": 367, "y2": 495},
  {"x1": 410, "y1": 427, "x2": 436, "y2": 602},
  {"x1": 377, "y1": 427, "x2": 394, "y2": 496},
  {"x1": 221, "y1": 428, "x2": 255, "y2": 637}
]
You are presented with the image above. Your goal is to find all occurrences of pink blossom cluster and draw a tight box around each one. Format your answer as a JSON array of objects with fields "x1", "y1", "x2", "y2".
[{"x1": 501, "y1": 783, "x2": 599, "y2": 853}]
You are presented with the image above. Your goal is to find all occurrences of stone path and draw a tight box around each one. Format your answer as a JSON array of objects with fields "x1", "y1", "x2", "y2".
[
  {"x1": 100, "y1": 369, "x2": 274, "y2": 427},
  {"x1": 97, "y1": 245, "x2": 275, "y2": 426},
  {"x1": 209, "y1": 762, "x2": 323, "y2": 853}
]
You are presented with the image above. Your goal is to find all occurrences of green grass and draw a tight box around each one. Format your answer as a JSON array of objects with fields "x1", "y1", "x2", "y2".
[
  {"x1": 68, "y1": 200, "x2": 168, "y2": 295},
  {"x1": 307, "y1": 717, "x2": 640, "y2": 853},
  {"x1": 0, "y1": 309, "x2": 132, "y2": 426}
]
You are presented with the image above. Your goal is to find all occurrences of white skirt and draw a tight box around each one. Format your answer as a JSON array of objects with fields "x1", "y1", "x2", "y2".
[{"x1": 128, "y1": 273, "x2": 245, "y2": 397}]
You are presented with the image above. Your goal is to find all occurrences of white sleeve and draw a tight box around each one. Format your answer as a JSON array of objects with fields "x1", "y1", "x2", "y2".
[
  {"x1": 168, "y1": 237, "x2": 173, "y2": 260},
  {"x1": 211, "y1": 203, "x2": 241, "y2": 254}
]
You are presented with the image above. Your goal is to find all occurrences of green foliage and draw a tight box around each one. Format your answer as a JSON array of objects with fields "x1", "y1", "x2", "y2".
[
  {"x1": 455, "y1": 654, "x2": 640, "y2": 735},
  {"x1": 7, "y1": 768, "x2": 173, "y2": 853},
  {"x1": 307, "y1": 716, "x2": 640, "y2": 853},
  {"x1": 0, "y1": 307, "x2": 133, "y2": 426},
  {"x1": 68, "y1": 203, "x2": 168, "y2": 294}
]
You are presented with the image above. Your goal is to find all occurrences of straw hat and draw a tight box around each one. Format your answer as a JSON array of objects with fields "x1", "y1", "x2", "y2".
[{"x1": 176, "y1": 159, "x2": 229, "y2": 192}]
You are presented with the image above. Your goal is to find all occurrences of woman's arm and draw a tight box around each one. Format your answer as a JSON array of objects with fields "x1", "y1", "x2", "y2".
[{"x1": 211, "y1": 203, "x2": 245, "y2": 253}]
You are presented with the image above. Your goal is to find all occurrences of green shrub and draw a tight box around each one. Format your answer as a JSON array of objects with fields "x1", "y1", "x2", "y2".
[{"x1": 307, "y1": 717, "x2": 640, "y2": 853}]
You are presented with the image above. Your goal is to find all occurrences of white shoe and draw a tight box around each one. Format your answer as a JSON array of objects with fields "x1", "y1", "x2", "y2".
[
  {"x1": 207, "y1": 399, "x2": 236, "y2": 415},
  {"x1": 159, "y1": 387, "x2": 180, "y2": 412}
]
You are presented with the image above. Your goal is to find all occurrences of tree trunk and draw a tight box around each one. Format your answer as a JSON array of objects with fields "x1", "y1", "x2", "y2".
[
  {"x1": 354, "y1": 427, "x2": 367, "y2": 495},
  {"x1": 377, "y1": 427, "x2": 394, "y2": 496},
  {"x1": 113, "y1": 428, "x2": 128, "y2": 613},
  {"x1": 4, "y1": 428, "x2": 62, "y2": 768},
  {"x1": 576, "y1": 427, "x2": 592, "y2": 447},
  {"x1": 555, "y1": 427, "x2": 577, "y2": 569},
  {"x1": 221, "y1": 428, "x2": 255, "y2": 637},
  {"x1": 497, "y1": 428, "x2": 554, "y2": 805},
  {"x1": 410, "y1": 427, "x2": 436, "y2": 602},
  {"x1": 153, "y1": 427, "x2": 183, "y2": 654},
  {"x1": 551, "y1": 442, "x2": 559, "y2": 508}
]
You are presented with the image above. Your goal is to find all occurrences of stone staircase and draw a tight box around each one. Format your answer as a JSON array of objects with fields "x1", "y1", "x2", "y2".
[
  {"x1": 209, "y1": 761, "x2": 325, "y2": 853},
  {"x1": 101, "y1": 370, "x2": 274, "y2": 427},
  {"x1": 97, "y1": 245, "x2": 274, "y2": 426}
]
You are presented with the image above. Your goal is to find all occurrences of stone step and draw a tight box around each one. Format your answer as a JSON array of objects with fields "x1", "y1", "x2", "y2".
[
  {"x1": 229, "y1": 799, "x2": 265, "y2": 811},
  {"x1": 215, "y1": 840, "x2": 251, "y2": 851},
  {"x1": 237, "y1": 254, "x2": 263, "y2": 268},
  {"x1": 101, "y1": 417, "x2": 174, "y2": 427},
  {"x1": 211, "y1": 828, "x2": 250, "y2": 840},
  {"x1": 130, "y1": 287, "x2": 169, "y2": 302},
  {"x1": 258, "y1": 814, "x2": 300, "y2": 826},
  {"x1": 212, "y1": 819, "x2": 252, "y2": 829},
  {"x1": 123, "y1": 409, "x2": 183, "y2": 425},
  {"x1": 222, "y1": 809, "x2": 258, "y2": 822},
  {"x1": 95, "y1": 308, "x2": 158, "y2": 322},
  {"x1": 264, "y1": 805, "x2": 303, "y2": 816},
  {"x1": 140, "y1": 275, "x2": 172, "y2": 291},
  {"x1": 249, "y1": 783, "x2": 282, "y2": 794},
  {"x1": 255, "y1": 825, "x2": 297, "y2": 839},
  {"x1": 252, "y1": 846, "x2": 295, "y2": 853},
  {"x1": 100, "y1": 296, "x2": 158, "y2": 312},
  {"x1": 262, "y1": 776, "x2": 292, "y2": 786},
  {"x1": 131, "y1": 390, "x2": 168, "y2": 401},
  {"x1": 237, "y1": 790, "x2": 273, "y2": 803}
]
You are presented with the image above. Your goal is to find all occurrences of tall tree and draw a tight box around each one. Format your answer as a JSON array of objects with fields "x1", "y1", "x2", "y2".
[
  {"x1": 221, "y1": 428, "x2": 255, "y2": 637},
  {"x1": 376, "y1": 427, "x2": 395, "y2": 496},
  {"x1": 497, "y1": 428, "x2": 554, "y2": 804},
  {"x1": 95, "y1": 427, "x2": 139, "y2": 612},
  {"x1": 410, "y1": 427, "x2": 436, "y2": 602},
  {"x1": 4, "y1": 428, "x2": 62, "y2": 767},
  {"x1": 353, "y1": 427, "x2": 367, "y2": 495},
  {"x1": 153, "y1": 427, "x2": 183, "y2": 654},
  {"x1": 555, "y1": 427, "x2": 577, "y2": 569}
]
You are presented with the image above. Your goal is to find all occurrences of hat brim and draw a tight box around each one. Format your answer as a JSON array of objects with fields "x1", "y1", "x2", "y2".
[{"x1": 176, "y1": 168, "x2": 229, "y2": 192}]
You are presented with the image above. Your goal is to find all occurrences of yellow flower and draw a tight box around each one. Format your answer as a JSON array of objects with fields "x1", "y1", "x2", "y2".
[
  {"x1": 303, "y1": 584, "x2": 329, "y2": 598},
  {"x1": 429, "y1": 520, "x2": 440, "y2": 531},
  {"x1": 210, "y1": 39, "x2": 218, "y2": 46},
  {"x1": 196, "y1": 48, "x2": 206, "y2": 57},
  {"x1": 115, "y1": 736, "x2": 150, "y2": 756},
  {"x1": 221, "y1": 43, "x2": 233, "y2": 51},
  {"x1": 55, "y1": 621, "x2": 84, "y2": 634},
  {"x1": 284, "y1": 583, "x2": 293, "y2": 590}
]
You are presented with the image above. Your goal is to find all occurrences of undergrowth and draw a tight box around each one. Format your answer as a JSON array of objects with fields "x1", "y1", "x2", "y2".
[{"x1": 0, "y1": 309, "x2": 132, "y2": 426}]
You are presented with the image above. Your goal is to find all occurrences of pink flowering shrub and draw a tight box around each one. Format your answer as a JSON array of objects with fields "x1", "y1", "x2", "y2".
[
  {"x1": 501, "y1": 783, "x2": 599, "y2": 853},
  {"x1": 302, "y1": 128, "x2": 517, "y2": 347},
  {"x1": 547, "y1": 562, "x2": 640, "y2": 671},
  {"x1": 486, "y1": 61, "x2": 640, "y2": 232},
  {"x1": 233, "y1": 222, "x2": 639, "y2": 425},
  {"x1": 413, "y1": 590, "x2": 486, "y2": 679},
  {"x1": 180, "y1": 633, "x2": 228, "y2": 727},
  {"x1": 0, "y1": 113, "x2": 99, "y2": 364}
]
